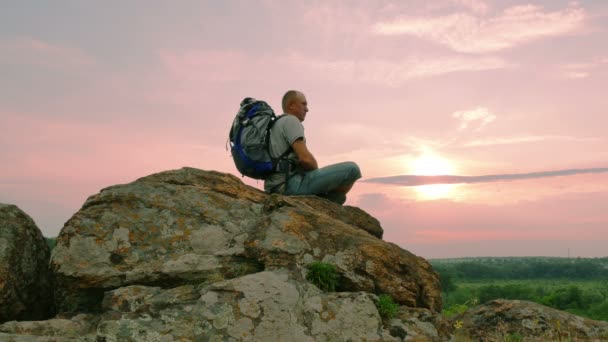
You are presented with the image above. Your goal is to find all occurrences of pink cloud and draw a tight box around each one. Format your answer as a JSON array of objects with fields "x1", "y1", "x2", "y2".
[
  {"x1": 373, "y1": 3, "x2": 586, "y2": 53},
  {"x1": 461, "y1": 135, "x2": 601, "y2": 147},
  {"x1": 159, "y1": 49, "x2": 255, "y2": 83},
  {"x1": 423, "y1": 0, "x2": 490, "y2": 15},
  {"x1": 353, "y1": 174, "x2": 608, "y2": 247},
  {"x1": 453, "y1": 107, "x2": 496, "y2": 131},
  {"x1": 0, "y1": 113, "x2": 232, "y2": 184},
  {"x1": 560, "y1": 56, "x2": 608, "y2": 79},
  {"x1": 0, "y1": 37, "x2": 96, "y2": 68},
  {"x1": 451, "y1": 0, "x2": 490, "y2": 14},
  {"x1": 285, "y1": 54, "x2": 511, "y2": 85},
  {"x1": 158, "y1": 47, "x2": 510, "y2": 90}
]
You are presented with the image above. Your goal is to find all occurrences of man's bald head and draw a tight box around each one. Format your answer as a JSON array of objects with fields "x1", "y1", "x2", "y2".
[
  {"x1": 281, "y1": 90, "x2": 308, "y2": 122},
  {"x1": 282, "y1": 90, "x2": 302, "y2": 113}
]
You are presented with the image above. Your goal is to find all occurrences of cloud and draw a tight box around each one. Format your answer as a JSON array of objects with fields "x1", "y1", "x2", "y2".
[
  {"x1": 286, "y1": 54, "x2": 511, "y2": 85},
  {"x1": 159, "y1": 48, "x2": 511, "y2": 88},
  {"x1": 462, "y1": 135, "x2": 600, "y2": 147},
  {"x1": 561, "y1": 57, "x2": 608, "y2": 79},
  {"x1": 0, "y1": 37, "x2": 95, "y2": 68},
  {"x1": 450, "y1": 0, "x2": 490, "y2": 14},
  {"x1": 453, "y1": 107, "x2": 495, "y2": 131},
  {"x1": 372, "y1": 3, "x2": 586, "y2": 53},
  {"x1": 363, "y1": 168, "x2": 608, "y2": 186},
  {"x1": 159, "y1": 49, "x2": 259, "y2": 83}
]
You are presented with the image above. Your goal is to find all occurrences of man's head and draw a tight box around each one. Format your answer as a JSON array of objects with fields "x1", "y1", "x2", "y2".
[{"x1": 282, "y1": 90, "x2": 308, "y2": 122}]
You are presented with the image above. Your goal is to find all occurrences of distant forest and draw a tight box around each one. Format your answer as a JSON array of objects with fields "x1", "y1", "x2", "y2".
[
  {"x1": 432, "y1": 257, "x2": 608, "y2": 321},
  {"x1": 432, "y1": 257, "x2": 608, "y2": 281},
  {"x1": 46, "y1": 237, "x2": 56, "y2": 251}
]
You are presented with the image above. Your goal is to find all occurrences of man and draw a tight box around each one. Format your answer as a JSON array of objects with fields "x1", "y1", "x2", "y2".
[{"x1": 264, "y1": 90, "x2": 361, "y2": 205}]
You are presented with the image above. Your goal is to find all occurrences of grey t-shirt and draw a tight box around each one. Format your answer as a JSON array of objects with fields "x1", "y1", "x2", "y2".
[{"x1": 264, "y1": 114, "x2": 305, "y2": 192}]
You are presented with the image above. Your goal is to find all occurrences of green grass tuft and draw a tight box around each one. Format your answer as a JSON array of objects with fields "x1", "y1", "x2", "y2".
[
  {"x1": 376, "y1": 294, "x2": 399, "y2": 319},
  {"x1": 306, "y1": 261, "x2": 338, "y2": 292}
]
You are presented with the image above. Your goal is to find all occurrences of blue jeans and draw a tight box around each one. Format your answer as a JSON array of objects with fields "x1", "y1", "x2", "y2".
[{"x1": 285, "y1": 162, "x2": 361, "y2": 205}]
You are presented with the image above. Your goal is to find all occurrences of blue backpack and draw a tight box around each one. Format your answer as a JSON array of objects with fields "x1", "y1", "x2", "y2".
[{"x1": 228, "y1": 98, "x2": 290, "y2": 180}]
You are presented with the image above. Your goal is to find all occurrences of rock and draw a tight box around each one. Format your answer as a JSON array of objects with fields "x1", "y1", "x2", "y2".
[
  {"x1": 50, "y1": 167, "x2": 441, "y2": 314},
  {"x1": 0, "y1": 204, "x2": 54, "y2": 323},
  {"x1": 453, "y1": 299, "x2": 608, "y2": 341},
  {"x1": 387, "y1": 307, "x2": 452, "y2": 341},
  {"x1": 247, "y1": 194, "x2": 441, "y2": 310},
  {"x1": 0, "y1": 314, "x2": 98, "y2": 341},
  {"x1": 97, "y1": 269, "x2": 392, "y2": 341}
]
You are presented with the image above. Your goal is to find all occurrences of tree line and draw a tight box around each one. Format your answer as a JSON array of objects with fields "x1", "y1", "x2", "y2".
[
  {"x1": 432, "y1": 257, "x2": 608, "y2": 322},
  {"x1": 432, "y1": 257, "x2": 608, "y2": 282}
]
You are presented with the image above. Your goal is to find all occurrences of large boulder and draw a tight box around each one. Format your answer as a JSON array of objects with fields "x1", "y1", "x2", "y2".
[
  {"x1": 50, "y1": 167, "x2": 441, "y2": 314},
  {"x1": 0, "y1": 204, "x2": 54, "y2": 323},
  {"x1": 0, "y1": 269, "x2": 441, "y2": 341},
  {"x1": 97, "y1": 269, "x2": 394, "y2": 341},
  {"x1": 453, "y1": 299, "x2": 608, "y2": 341}
]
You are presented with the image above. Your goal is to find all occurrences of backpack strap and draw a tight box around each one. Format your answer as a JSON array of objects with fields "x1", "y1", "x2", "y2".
[
  {"x1": 268, "y1": 115, "x2": 293, "y2": 168},
  {"x1": 267, "y1": 115, "x2": 298, "y2": 194}
]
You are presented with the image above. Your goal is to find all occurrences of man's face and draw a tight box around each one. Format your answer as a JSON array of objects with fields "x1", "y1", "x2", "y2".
[{"x1": 289, "y1": 93, "x2": 308, "y2": 122}]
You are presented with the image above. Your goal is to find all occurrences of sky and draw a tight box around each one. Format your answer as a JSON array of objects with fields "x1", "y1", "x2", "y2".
[{"x1": 1, "y1": 0, "x2": 607, "y2": 259}]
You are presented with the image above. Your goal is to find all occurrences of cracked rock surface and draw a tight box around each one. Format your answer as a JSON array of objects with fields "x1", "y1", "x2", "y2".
[
  {"x1": 0, "y1": 204, "x2": 54, "y2": 323},
  {"x1": 3, "y1": 167, "x2": 444, "y2": 340}
]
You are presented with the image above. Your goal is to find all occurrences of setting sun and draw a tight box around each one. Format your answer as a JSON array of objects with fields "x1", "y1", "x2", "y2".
[
  {"x1": 410, "y1": 149, "x2": 459, "y2": 200},
  {"x1": 411, "y1": 153, "x2": 456, "y2": 176}
]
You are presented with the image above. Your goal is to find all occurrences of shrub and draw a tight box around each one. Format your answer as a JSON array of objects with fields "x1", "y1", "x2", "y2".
[
  {"x1": 306, "y1": 261, "x2": 338, "y2": 292},
  {"x1": 376, "y1": 294, "x2": 399, "y2": 319},
  {"x1": 443, "y1": 303, "x2": 469, "y2": 318}
]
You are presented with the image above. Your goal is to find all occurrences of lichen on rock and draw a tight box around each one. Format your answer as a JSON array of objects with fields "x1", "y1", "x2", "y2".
[{"x1": 0, "y1": 203, "x2": 54, "y2": 323}]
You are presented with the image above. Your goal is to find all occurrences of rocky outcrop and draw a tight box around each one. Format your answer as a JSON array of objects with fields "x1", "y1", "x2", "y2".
[
  {"x1": 0, "y1": 204, "x2": 54, "y2": 323},
  {"x1": 453, "y1": 299, "x2": 608, "y2": 341},
  {"x1": 97, "y1": 270, "x2": 395, "y2": 341},
  {"x1": 0, "y1": 314, "x2": 98, "y2": 341},
  {"x1": 50, "y1": 167, "x2": 441, "y2": 314},
  {"x1": 6, "y1": 168, "x2": 605, "y2": 341}
]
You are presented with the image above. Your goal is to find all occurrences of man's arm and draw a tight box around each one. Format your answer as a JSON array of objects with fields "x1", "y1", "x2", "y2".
[{"x1": 292, "y1": 139, "x2": 318, "y2": 170}]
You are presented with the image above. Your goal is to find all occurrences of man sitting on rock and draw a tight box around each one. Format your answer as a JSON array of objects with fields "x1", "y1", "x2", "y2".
[{"x1": 264, "y1": 90, "x2": 361, "y2": 205}]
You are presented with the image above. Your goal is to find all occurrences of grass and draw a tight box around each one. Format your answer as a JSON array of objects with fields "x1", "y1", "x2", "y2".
[
  {"x1": 306, "y1": 261, "x2": 338, "y2": 292},
  {"x1": 376, "y1": 294, "x2": 399, "y2": 319}
]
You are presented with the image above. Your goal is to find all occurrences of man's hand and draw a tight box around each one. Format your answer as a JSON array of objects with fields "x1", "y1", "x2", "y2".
[{"x1": 292, "y1": 139, "x2": 318, "y2": 170}]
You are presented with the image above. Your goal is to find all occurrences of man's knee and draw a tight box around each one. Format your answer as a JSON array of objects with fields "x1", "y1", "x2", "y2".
[{"x1": 343, "y1": 161, "x2": 361, "y2": 183}]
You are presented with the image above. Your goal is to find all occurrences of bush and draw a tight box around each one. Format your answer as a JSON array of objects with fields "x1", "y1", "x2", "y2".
[
  {"x1": 376, "y1": 294, "x2": 399, "y2": 319},
  {"x1": 443, "y1": 303, "x2": 469, "y2": 318},
  {"x1": 306, "y1": 261, "x2": 338, "y2": 292}
]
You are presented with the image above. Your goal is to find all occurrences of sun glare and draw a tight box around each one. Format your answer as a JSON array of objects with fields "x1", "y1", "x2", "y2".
[
  {"x1": 409, "y1": 149, "x2": 459, "y2": 200},
  {"x1": 411, "y1": 154, "x2": 455, "y2": 176}
]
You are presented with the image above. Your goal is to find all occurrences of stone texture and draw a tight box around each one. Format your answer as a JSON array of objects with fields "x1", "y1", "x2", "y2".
[
  {"x1": 0, "y1": 204, "x2": 54, "y2": 323},
  {"x1": 0, "y1": 314, "x2": 98, "y2": 341},
  {"x1": 453, "y1": 299, "x2": 608, "y2": 341},
  {"x1": 388, "y1": 307, "x2": 452, "y2": 341},
  {"x1": 96, "y1": 269, "x2": 392, "y2": 341},
  {"x1": 50, "y1": 167, "x2": 440, "y2": 314},
  {"x1": 248, "y1": 194, "x2": 441, "y2": 310}
]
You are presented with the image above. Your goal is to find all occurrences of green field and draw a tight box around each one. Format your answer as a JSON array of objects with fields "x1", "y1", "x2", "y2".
[{"x1": 431, "y1": 257, "x2": 608, "y2": 321}]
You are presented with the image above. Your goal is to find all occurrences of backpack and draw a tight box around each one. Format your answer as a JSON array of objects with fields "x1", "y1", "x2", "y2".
[{"x1": 228, "y1": 97, "x2": 291, "y2": 180}]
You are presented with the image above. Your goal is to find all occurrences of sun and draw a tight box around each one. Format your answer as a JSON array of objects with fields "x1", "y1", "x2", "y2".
[
  {"x1": 411, "y1": 153, "x2": 455, "y2": 176},
  {"x1": 409, "y1": 149, "x2": 459, "y2": 200}
]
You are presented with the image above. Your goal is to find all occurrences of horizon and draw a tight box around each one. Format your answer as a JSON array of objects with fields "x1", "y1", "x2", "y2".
[{"x1": 1, "y1": 0, "x2": 607, "y2": 259}]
